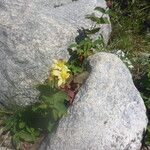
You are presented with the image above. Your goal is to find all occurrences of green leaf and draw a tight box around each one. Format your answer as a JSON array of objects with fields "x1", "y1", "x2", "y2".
[
  {"x1": 41, "y1": 95, "x2": 54, "y2": 104},
  {"x1": 86, "y1": 14, "x2": 109, "y2": 24},
  {"x1": 3, "y1": 117, "x2": 15, "y2": 131},
  {"x1": 83, "y1": 28, "x2": 100, "y2": 35},
  {"x1": 56, "y1": 104, "x2": 67, "y2": 118},
  {"x1": 37, "y1": 103, "x2": 47, "y2": 109},
  {"x1": 92, "y1": 37, "x2": 105, "y2": 51},
  {"x1": 69, "y1": 64, "x2": 83, "y2": 74},
  {"x1": 12, "y1": 134, "x2": 20, "y2": 146},
  {"x1": 106, "y1": 9, "x2": 117, "y2": 18},
  {"x1": 47, "y1": 122, "x2": 54, "y2": 132},
  {"x1": 68, "y1": 43, "x2": 78, "y2": 49},
  {"x1": 52, "y1": 91, "x2": 68, "y2": 106},
  {"x1": 98, "y1": 17, "x2": 109, "y2": 24},
  {"x1": 18, "y1": 130, "x2": 37, "y2": 142},
  {"x1": 85, "y1": 13, "x2": 100, "y2": 23},
  {"x1": 19, "y1": 122, "x2": 25, "y2": 129},
  {"x1": 52, "y1": 109, "x2": 58, "y2": 121},
  {"x1": 26, "y1": 126, "x2": 37, "y2": 135},
  {"x1": 36, "y1": 84, "x2": 55, "y2": 96},
  {"x1": 94, "y1": 7, "x2": 106, "y2": 14}
]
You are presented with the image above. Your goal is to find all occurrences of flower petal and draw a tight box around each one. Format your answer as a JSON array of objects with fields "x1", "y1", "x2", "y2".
[{"x1": 51, "y1": 70, "x2": 60, "y2": 77}]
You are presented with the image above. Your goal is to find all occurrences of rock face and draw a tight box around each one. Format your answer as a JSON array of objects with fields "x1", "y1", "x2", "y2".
[
  {"x1": 0, "y1": 0, "x2": 111, "y2": 106},
  {"x1": 40, "y1": 52, "x2": 147, "y2": 150}
]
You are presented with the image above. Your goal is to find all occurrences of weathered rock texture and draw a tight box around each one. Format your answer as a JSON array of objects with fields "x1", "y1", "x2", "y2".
[
  {"x1": 40, "y1": 52, "x2": 147, "y2": 150},
  {"x1": 0, "y1": 0, "x2": 111, "y2": 106}
]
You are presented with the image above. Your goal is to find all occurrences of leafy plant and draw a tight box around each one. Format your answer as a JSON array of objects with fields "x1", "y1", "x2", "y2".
[
  {"x1": 67, "y1": 6, "x2": 109, "y2": 74},
  {"x1": 0, "y1": 81, "x2": 68, "y2": 148},
  {"x1": 0, "y1": 6, "x2": 109, "y2": 149}
]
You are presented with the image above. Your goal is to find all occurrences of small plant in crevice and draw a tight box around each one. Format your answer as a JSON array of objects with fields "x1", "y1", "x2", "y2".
[
  {"x1": 0, "y1": 60, "x2": 70, "y2": 149},
  {"x1": 0, "y1": 6, "x2": 109, "y2": 149},
  {"x1": 67, "y1": 6, "x2": 110, "y2": 74}
]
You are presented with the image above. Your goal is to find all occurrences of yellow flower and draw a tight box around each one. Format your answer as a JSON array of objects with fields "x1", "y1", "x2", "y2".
[
  {"x1": 50, "y1": 59, "x2": 70, "y2": 86},
  {"x1": 51, "y1": 59, "x2": 67, "y2": 70},
  {"x1": 57, "y1": 70, "x2": 70, "y2": 86}
]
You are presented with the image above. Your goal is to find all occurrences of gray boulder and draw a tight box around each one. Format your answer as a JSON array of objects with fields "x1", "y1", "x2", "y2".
[
  {"x1": 40, "y1": 52, "x2": 147, "y2": 150},
  {"x1": 0, "y1": 0, "x2": 111, "y2": 106}
]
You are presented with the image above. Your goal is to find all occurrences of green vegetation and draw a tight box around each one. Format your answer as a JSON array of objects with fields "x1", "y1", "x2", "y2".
[
  {"x1": 107, "y1": 0, "x2": 150, "y2": 55},
  {"x1": 106, "y1": 0, "x2": 150, "y2": 148},
  {"x1": 0, "y1": 0, "x2": 150, "y2": 148},
  {"x1": 0, "y1": 7, "x2": 107, "y2": 149},
  {"x1": 67, "y1": 7, "x2": 109, "y2": 74},
  {"x1": 0, "y1": 82, "x2": 68, "y2": 149}
]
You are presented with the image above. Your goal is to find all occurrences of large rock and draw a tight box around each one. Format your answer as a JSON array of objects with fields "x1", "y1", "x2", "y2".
[
  {"x1": 0, "y1": 0, "x2": 111, "y2": 106},
  {"x1": 40, "y1": 52, "x2": 147, "y2": 150}
]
